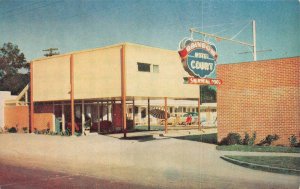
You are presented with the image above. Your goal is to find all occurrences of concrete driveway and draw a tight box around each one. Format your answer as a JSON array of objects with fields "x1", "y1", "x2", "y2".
[{"x1": 0, "y1": 131, "x2": 299, "y2": 189}]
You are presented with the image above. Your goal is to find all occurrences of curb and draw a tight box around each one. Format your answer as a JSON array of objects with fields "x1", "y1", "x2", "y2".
[{"x1": 220, "y1": 156, "x2": 300, "y2": 176}]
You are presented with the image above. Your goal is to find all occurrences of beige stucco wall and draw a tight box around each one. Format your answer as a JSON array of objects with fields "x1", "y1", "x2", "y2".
[
  {"x1": 73, "y1": 46, "x2": 122, "y2": 99},
  {"x1": 33, "y1": 55, "x2": 70, "y2": 102},
  {"x1": 32, "y1": 43, "x2": 198, "y2": 102},
  {"x1": 125, "y1": 43, "x2": 199, "y2": 99}
]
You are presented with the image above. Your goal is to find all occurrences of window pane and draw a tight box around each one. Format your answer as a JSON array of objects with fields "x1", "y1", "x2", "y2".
[
  {"x1": 137, "y1": 62, "x2": 150, "y2": 72},
  {"x1": 153, "y1": 65, "x2": 159, "y2": 73}
]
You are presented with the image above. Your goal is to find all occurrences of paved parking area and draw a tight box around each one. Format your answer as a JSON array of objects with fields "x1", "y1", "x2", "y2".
[
  {"x1": 0, "y1": 163, "x2": 155, "y2": 189},
  {"x1": 0, "y1": 132, "x2": 299, "y2": 189}
]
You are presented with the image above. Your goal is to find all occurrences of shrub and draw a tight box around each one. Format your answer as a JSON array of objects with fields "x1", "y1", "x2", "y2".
[
  {"x1": 65, "y1": 128, "x2": 71, "y2": 136},
  {"x1": 220, "y1": 133, "x2": 242, "y2": 145},
  {"x1": 8, "y1": 127, "x2": 17, "y2": 133},
  {"x1": 288, "y1": 135, "x2": 298, "y2": 147},
  {"x1": 248, "y1": 132, "x2": 256, "y2": 146},
  {"x1": 22, "y1": 127, "x2": 28, "y2": 133},
  {"x1": 258, "y1": 134, "x2": 279, "y2": 146},
  {"x1": 243, "y1": 132, "x2": 256, "y2": 146},
  {"x1": 243, "y1": 132, "x2": 250, "y2": 145}
]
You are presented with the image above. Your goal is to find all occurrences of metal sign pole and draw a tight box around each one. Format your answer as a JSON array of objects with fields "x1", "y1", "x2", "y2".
[{"x1": 252, "y1": 20, "x2": 257, "y2": 61}]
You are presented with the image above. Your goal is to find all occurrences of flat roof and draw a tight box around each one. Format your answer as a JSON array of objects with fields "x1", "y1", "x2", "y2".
[{"x1": 30, "y1": 42, "x2": 176, "y2": 62}]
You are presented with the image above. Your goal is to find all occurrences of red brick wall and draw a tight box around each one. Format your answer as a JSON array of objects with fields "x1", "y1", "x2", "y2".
[{"x1": 217, "y1": 57, "x2": 300, "y2": 146}]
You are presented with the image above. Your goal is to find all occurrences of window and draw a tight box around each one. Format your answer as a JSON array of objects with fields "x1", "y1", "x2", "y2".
[
  {"x1": 141, "y1": 108, "x2": 146, "y2": 118},
  {"x1": 183, "y1": 107, "x2": 186, "y2": 112},
  {"x1": 153, "y1": 65, "x2": 159, "y2": 73},
  {"x1": 137, "y1": 62, "x2": 150, "y2": 72},
  {"x1": 134, "y1": 106, "x2": 138, "y2": 114}
]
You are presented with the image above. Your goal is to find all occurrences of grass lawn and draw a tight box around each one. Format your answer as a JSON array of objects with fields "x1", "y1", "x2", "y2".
[
  {"x1": 224, "y1": 155, "x2": 300, "y2": 175},
  {"x1": 173, "y1": 133, "x2": 218, "y2": 144},
  {"x1": 226, "y1": 156, "x2": 300, "y2": 170},
  {"x1": 217, "y1": 145, "x2": 300, "y2": 153}
]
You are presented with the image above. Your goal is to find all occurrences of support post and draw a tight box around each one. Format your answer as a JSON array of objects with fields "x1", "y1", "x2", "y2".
[
  {"x1": 82, "y1": 100, "x2": 85, "y2": 135},
  {"x1": 29, "y1": 62, "x2": 34, "y2": 133},
  {"x1": 62, "y1": 103, "x2": 65, "y2": 132},
  {"x1": 97, "y1": 101, "x2": 100, "y2": 133},
  {"x1": 148, "y1": 98, "x2": 150, "y2": 131},
  {"x1": 112, "y1": 100, "x2": 115, "y2": 127},
  {"x1": 198, "y1": 98, "x2": 201, "y2": 131},
  {"x1": 132, "y1": 98, "x2": 135, "y2": 127},
  {"x1": 252, "y1": 20, "x2": 257, "y2": 61},
  {"x1": 121, "y1": 45, "x2": 127, "y2": 138},
  {"x1": 25, "y1": 90, "x2": 28, "y2": 104},
  {"x1": 107, "y1": 101, "x2": 109, "y2": 121},
  {"x1": 70, "y1": 54, "x2": 75, "y2": 135},
  {"x1": 164, "y1": 97, "x2": 168, "y2": 134},
  {"x1": 101, "y1": 101, "x2": 104, "y2": 121}
]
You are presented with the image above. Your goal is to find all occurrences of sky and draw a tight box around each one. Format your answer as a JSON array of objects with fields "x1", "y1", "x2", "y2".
[{"x1": 0, "y1": 0, "x2": 299, "y2": 64}]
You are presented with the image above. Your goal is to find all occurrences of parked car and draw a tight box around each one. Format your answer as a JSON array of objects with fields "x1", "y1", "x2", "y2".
[
  {"x1": 159, "y1": 116, "x2": 176, "y2": 126},
  {"x1": 178, "y1": 112, "x2": 199, "y2": 125}
]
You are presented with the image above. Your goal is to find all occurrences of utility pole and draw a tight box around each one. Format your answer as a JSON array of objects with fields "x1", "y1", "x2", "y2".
[{"x1": 43, "y1": 48, "x2": 59, "y2": 57}]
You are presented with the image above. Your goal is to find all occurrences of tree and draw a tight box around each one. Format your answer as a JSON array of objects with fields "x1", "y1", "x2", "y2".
[
  {"x1": 200, "y1": 85, "x2": 217, "y2": 103},
  {"x1": 0, "y1": 42, "x2": 29, "y2": 95}
]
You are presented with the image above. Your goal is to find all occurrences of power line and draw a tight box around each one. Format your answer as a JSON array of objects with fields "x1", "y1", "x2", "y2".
[
  {"x1": 193, "y1": 20, "x2": 252, "y2": 30},
  {"x1": 230, "y1": 21, "x2": 251, "y2": 40},
  {"x1": 0, "y1": 1, "x2": 46, "y2": 17},
  {"x1": 0, "y1": 1, "x2": 60, "y2": 18}
]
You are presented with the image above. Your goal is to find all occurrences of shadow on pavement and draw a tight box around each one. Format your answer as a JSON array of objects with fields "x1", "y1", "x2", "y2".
[
  {"x1": 120, "y1": 135, "x2": 170, "y2": 142},
  {"x1": 172, "y1": 133, "x2": 218, "y2": 144}
]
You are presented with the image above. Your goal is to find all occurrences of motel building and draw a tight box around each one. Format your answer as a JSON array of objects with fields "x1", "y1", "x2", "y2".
[
  {"x1": 3, "y1": 43, "x2": 216, "y2": 136},
  {"x1": 3, "y1": 41, "x2": 297, "y2": 146}
]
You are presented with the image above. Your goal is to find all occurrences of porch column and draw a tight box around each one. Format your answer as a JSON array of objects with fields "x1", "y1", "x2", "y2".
[
  {"x1": 121, "y1": 45, "x2": 127, "y2": 138},
  {"x1": 107, "y1": 101, "x2": 109, "y2": 121},
  {"x1": 82, "y1": 100, "x2": 85, "y2": 134},
  {"x1": 101, "y1": 101, "x2": 104, "y2": 121},
  {"x1": 70, "y1": 54, "x2": 75, "y2": 135},
  {"x1": 164, "y1": 97, "x2": 168, "y2": 134},
  {"x1": 25, "y1": 90, "x2": 28, "y2": 104},
  {"x1": 132, "y1": 98, "x2": 135, "y2": 127},
  {"x1": 97, "y1": 101, "x2": 100, "y2": 133},
  {"x1": 29, "y1": 61, "x2": 34, "y2": 133},
  {"x1": 148, "y1": 98, "x2": 150, "y2": 131}
]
